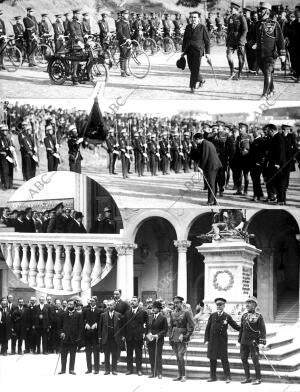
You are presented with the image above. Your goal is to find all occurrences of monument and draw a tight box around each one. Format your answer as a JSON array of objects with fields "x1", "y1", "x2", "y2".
[{"x1": 196, "y1": 210, "x2": 261, "y2": 314}]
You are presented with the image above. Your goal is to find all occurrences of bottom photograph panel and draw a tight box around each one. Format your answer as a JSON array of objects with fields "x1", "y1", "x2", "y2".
[{"x1": 0, "y1": 207, "x2": 299, "y2": 385}]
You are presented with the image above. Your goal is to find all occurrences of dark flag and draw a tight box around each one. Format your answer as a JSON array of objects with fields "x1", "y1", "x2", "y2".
[{"x1": 81, "y1": 98, "x2": 108, "y2": 143}]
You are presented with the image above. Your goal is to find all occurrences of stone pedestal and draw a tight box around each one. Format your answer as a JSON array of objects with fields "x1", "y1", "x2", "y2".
[{"x1": 196, "y1": 239, "x2": 261, "y2": 313}]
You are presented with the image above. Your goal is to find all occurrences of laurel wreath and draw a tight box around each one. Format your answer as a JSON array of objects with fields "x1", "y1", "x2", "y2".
[{"x1": 213, "y1": 270, "x2": 234, "y2": 291}]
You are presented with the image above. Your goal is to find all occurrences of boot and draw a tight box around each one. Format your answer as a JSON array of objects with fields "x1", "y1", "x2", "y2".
[
  {"x1": 125, "y1": 59, "x2": 131, "y2": 76},
  {"x1": 120, "y1": 60, "x2": 126, "y2": 77}
]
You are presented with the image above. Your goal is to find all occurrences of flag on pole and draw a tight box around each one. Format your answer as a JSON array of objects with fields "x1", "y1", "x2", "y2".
[{"x1": 81, "y1": 97, "x2": 108, "y2": 143}]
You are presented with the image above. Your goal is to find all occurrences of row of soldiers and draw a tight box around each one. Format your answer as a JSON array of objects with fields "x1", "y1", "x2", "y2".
[
  {"x1": 0, "y1": 203, "x2": 117, "y2": 234},
  {"x1": 0, "y1": 292, "x2": 267, "y2": 384}
]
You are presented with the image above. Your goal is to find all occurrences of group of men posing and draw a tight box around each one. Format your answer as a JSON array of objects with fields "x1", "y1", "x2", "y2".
[
  {"x1": 0, "y1": 203, "x2": 117, "y2": 234},
  {"x1": 0, "y1": 292, "x2": 266, "y2": 384}
]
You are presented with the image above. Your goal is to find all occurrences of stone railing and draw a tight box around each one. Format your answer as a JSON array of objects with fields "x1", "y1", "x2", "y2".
[{"x1": 0, "y1": 232, "x2": 124, "y2": 295}]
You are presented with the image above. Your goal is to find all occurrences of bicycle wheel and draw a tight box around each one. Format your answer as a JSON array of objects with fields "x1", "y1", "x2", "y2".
[
  {"x1": 128, "y1": 50, "x2": 150, "y2": 79},
  {"x1": 48, "y1": 57, "x2": 68, "y2": 85},
  {"x1": 156, "y1": 38, "x2": 164, "y2": 53},
  {"x1": 143, "y1": 38, "x2": 157, "y2": 56},
  {"x1": 131, "y1": 40, "x2": 141, "y2": 54},
  {"x1": 173, "y1": 37, "x2": 183, "y2": 53},
  {"x1": 88, "y1": 60, "x2": 108, "y2": 86},
  {"x1": 33, "y1": 44, "x2": 53, "y2": 68},
  {"x1": 3, "y1": 46, "x2": 22, "y2": 72},
  {"x1": 162, "y1": 37, "x2": 175, "y2": 54}
]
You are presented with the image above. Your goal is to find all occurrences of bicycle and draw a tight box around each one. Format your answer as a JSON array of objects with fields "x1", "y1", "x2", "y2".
[
  {"x1": 47, "y1": 37, "x2": 108, "y2": 86},
  {"x1": 18, "y1": 34, "x2": 53, "y2": 69},
  {"x1": 0, "y1": 34, "x2": 22, "y2": 72},
  {"x1": 136, "y1": 31, "x2": 157, "y2": 56},
  {"x1": 171, "y1": 32, "x2": 183, "y2": 53},
  {"x1": 155, "y1": 31, "x2": 175, "y2": 54}
]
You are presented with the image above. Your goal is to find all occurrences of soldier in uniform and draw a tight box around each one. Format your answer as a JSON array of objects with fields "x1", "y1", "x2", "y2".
[
  {"x1": 149, "y1": 12, "x2": 160, "y2": 39},
  {"x1": 106, "y1": 128, "x2": 118, "y2": 175},
  {"x1": 131, "y1": 13, "x2": 143, "y2": 41},
  {"x1": 233, "y1": 123, "x2": 251, "y2": 196},
  {"x1": 81, "y1": 12, "x2": 91, "y2": 37},
  {"x1": 238, "y1": 296, "x2": 266, "y2": 385},
  {"x1": 119, "y1": 128, "x2": 129, "y2": 178},
  {"x1": 47, "y1": 203, "x2": 67, "y2": 233},
  {"x1": 147, "y1": 133, "x2": 159, "y2": 176},
  {"x1": 204, "y1": 298, "x2": 240, "y2": 383},
  {"x1": 98, "y1": 13, "x2": 110, "y2": 46},
  {"x1": 63, "y1": 12, "x2": 71, "y2": 36},
  {"x1": 171, "y1": 131, "x2": 181, "y2": 173},
  {"x1": 0, "y1": 124, "x2": 15, "y2": 190},
  {"x1": 141, "y1": 13, "x2": 150, "y2": 37},
  {"x1": 44, "y1": 124, "x2": 60, "y2": 171},
  {"x1": 159, "y1": 131, "x2": 170, "y2": 175},
  {"x1": 249, "y1": 127, "x2": 265, "y2": 201},
  {"x1": 173, "y1": 13, "x2": 183, "y2": 37},
  {"x1": 52, "y1": 14, "x2": 65, "y2": 53},
  {"x1": 132, "y1": 131, "x2": 144, "y2": 177},
  {"x1": 0, "y1": 10, "x2": 6, "y2": 70},
  {"x1": 38, "y1": 13, "x2": 50, "y2": 38},
  {"x1": 67, "y1": 124, "x2": 84, "y2": 173},
  {"x1": 116, "y1": 10, "x2": 131, "y2": 77},
  {"x1": 169, "y1": 295, "x2": 194, "y2": 382},
  {"x1": 226, "y1": 2, "x2": 248, "y2": 80},
  {"x1": 252, "y1": 2, "x2": 286, "y2": 98},
  {"x1": 22, "y1": 124, "x2": 38, "y2": 181},
  {"x1": 162, "y1": 13, "x2": 172, "y2": 38},
  {"x1": 69, "y1": 9, "x2": 85, "y2": 84},
  {"x1": 23, "y1": 7, "x2": 38, "y2": 67},
  {"x1": 146, "y1": 300, "x2": 168, "y2": 378},
  {"x1": 13, "y1": 16, "x2": 25, "y2": 57}
]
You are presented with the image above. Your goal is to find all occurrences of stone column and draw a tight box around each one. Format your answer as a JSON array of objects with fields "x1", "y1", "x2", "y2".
[
  {"x1": 125, "y1": 243, "x2": 137, "y2": 300},
  {"x1": 174, "y1": 240, "x2": 191, "y2": 300},
  {"x1": 116, "y1": 243, "x2": 137, "y2": 300}
]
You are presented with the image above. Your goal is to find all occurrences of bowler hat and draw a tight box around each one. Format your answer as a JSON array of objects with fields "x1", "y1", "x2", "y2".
[{"x1": 176, "y1": 56, "x2": 186, "y2": 70}]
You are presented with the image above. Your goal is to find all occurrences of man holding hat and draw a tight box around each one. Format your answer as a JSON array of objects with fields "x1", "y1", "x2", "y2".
[
  {"x1": 226, "y1": 2, "x2": 248, "y2": 80},
  {"x1": 238, "y1": 296, "x2": 266, "y2": 385},
  {"x1": 146, "y1": 300, "x2": 168, "y2": 378},
  {"x1": 253, "y1": 3, "x2": 285, "y2": 98},
  {"x1": 169, "y1": 295, "x2": 194, "y2": 382},
  {"x1": 204, "y1": 298, "x2": 240, "y2": 383},
  {"x1": 23, "y1": 7, "x2": 38, "y2": 67},
  {"x1": 116, "y1": 10, "x2": 131, "y2": 77}
]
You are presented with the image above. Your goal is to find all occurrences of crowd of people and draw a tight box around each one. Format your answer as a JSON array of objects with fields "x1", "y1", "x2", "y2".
[
  {"x1": 0, "y1": 291, "x2": 266, "y2": 384},
  {"x1": 0, "y1": 203, "x2": 117, "y2": 234}
]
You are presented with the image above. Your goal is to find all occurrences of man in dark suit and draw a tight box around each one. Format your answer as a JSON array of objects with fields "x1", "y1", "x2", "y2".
[
  {"x1": 106, "y1": 129, "x2": 118, "y2": 175},
  {"x1": 191, "y1": 132, "x2": 222, "y2": 205},
  {"x1": 113, "y1": 289, "x2": 129, "y2": 315},
  {"x1": 23, "y1": 207, "x2": 35, "y2": 233},
  {"x1": 182, "y1": 11, "x2": 210, "y2": 93},
  {"x1": 99, "y1": 300, "x2": 123, "y2": 375},
  {"x1": 24, "y1": 296, "x2": 37, "y2": 353},
  {"x1": 204, "y1": 298, "x2": 240, "y2": 383},
  {"x1": 34, "y1": 296, "x2": 50, "y2": 354},
  {"x1": 47, "y1": 203, "x2": 67, "y2": 233},
  {"x1": 249, "y1": 128, "x2": 265, "y2": 201},
  {"x1": 83, "y1": 297, "x2": 102, "y2": 374},
  {"x1": 0, "y1": 297, "x2": 12, "y2": 355},
  {"x1": 146, "y1": 300, "x2": 168, "y2": 379},
  {"x1": 59, "y1": 299, "x2": 83, "y2": 375},
  {"x1": 123, "y1": 296, "x2": 149, "y2": 375},
  {"x1": 67, "y1": 211, "x2": 87, "y2": 233},
  {"x1": 11, "y1": 298, "x2": 27, "y2": 354}
]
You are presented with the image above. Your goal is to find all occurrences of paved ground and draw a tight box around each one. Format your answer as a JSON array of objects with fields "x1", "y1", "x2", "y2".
[
  {"x1": 1, "y1": 139, "x2": 299, "y2": 209},
  {"x1": 1, "y1": 44, "x2": 299, "y2": 101},
  {"x1": 0, "y1": 351, "x2": 299, "y2": 392}
]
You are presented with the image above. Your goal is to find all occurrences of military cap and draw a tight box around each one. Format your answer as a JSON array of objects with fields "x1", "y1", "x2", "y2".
[
  {"x1": 194, "y1": 132, "x2": 204, "y2": 139},
  {"x1": 152, "y1": 300, "x2": 163, "y2": 310},
  {"x1": 54, "y1": 202, "x2": 64, "y2": 211},
  {"x1": 101, "y1": 12, "x2": 108, "y2": 16},
  {"x1": 55, "y1": 14, "x2": 62, "y2": 18},
  {"x1": 173, "y1": 295, "x2": 184, "y2": 302},
  {"x1": 246, "y1": 296, "x2": 258, "y2": 305},
  {"x1": 216, "y1": 120, "x2": 225, "y2": 126},
  {"x1": 230, "y1": 2, "x2": 240, "y2": 9},
  {"x1": 202, "y1": 122, "x2": 211, "y2": 128},
  {"x1": 260, "y1": 2, "x2": 272, "y2": 10},
  {"x1": 281, "y1": 124, "x2": 292, "y2": 129},
  {"x1": 267, "y1": 123, "x2": 277, "y2": 132},
  {"x1": 104, "y1": 206, "x2": 111, "y2": 212},
  {"x1": 212, "y1": 123, "x2": 219, "y2": 128},
  {"x1": 74, "y1": 211, "x2": 83, "y2": 219},
  {"x1": 72, "y1": 9, "x2": 81, "y2": 14},
  {"x1": 121, "y1": 10, "x2": 129, "y2": 15},
  {"x1": 239, "y1": 122, "x2": 248, "y2": 129},
  {"x1": 82, "y1": 12, "x2": 89, "y2": 16},
  {"x1": 64, "y1": 12, "x2": 70, "y2": 16},
  {"x1": 14, "y1": 16, "x2": 22, "y2": 20},
  {"x1": 26, "y1": 7, "x2": 34, "y2": 12},
  {"x1": 215, "y1": 297, "x2": 227, "y2": 304},
  {"x1": 41, "y1": 13, "x2": 48, "y2": 17},
  {"x1": 243, "y1": 6, "x2": 252, "y2": 12}
]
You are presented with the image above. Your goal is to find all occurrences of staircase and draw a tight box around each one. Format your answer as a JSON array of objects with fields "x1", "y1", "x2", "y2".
[
  {"x1": 275, "y1": 291, "x2": 299, "y2": 323},
  {"x1": 118, "y1": 326, "x2": 300, "y2": 383}
]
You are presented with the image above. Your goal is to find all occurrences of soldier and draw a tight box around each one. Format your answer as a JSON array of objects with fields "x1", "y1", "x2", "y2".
[
  {"x1": 98, "y1": 206, "x2": 117, "y2": 234},
  {"x1": 106, "y1": 128, "x2": 118, "y2": 174},
  {"x1": 116, "y1": 10, "x2": 131, "y2": 77},
  {"x1": 204, "y1": 298, "x2": 240, "y2": 383},
  {"x1": 13, "y1": 16, "x2": 25, "y2": 56},
  {"x1": 173, "y1": 13, "x2": 183, "y2": 37},
  {"x1": 288, "y1": 5, "x2": 300, "y2": 83},
  {"x1": 81, "y1": 12, "x2": 91, "y2": 37},
  {"x1": 0, "y1": 124, "x2": 15, "y2": 190},
  {"x1": 249, "y1": 127, "x2": 265, "y2": 201},
  {"x1": 69, "y1": 9, "x2": 85, "y2": 85},
  {"x1": 63, "y1": 12, "x2": 71, "y2": 36},
  {"x1": 23, "y1": 7, "x2": 38, "y2": 67},
  {"x1": 169, "y1": 295, "x2": 194, "y2": 382},
  {"x1": 238, "y1": 296, "x2": 266, "y2": 385},
  {"x1": 131, "y1": 13, "x2": 143, "y2": 41},
  {"x1": 226, "y1": 2, "x2": 248, "y2": 80},
  {"x1": 119, "y1": 128, "x2": 130, "y2": 178},
  {"x1": 0, "y1": 10, "x2": 6, "y2": 70},
  {"x1": 147, "y1": 133, "x2": 159, "y2": 176},
  {"x1": 149, "y1": 12, "x2": 160, "y2": 39},
  {"x1": 132, "y1": 131, "x2": 144, "y2": 177},
  {"x1": 162, "y1": 13, "x2": 172, "y2": 38},
  {"x1": 252, "y1": 2, "x2": 286, "y2": 98},
  {"x1": 58, "y1": 299, "x2": 83, "y2": 375},
  {"x1": 159, "y1": 131, "x2": 170, "y2": 175},
  {"x1": 47, "y1": 203, "x2": 66, "y2": 233},
  {"x1": 182, "y1": 131, "x2": 192, "y2": 173},
  {"x1": 182, "y1": 11, "x2": 210, "y2": 93},
  {"x1": 171, "y1": 131, "x2": 181, "y2": 173},
  {"x1": 53, "y1": 14, "x2": 65, "y2": 53},
  {"x1": 141, "y1": 13, "x2": 150, "y2": 37},
  {"x1": 44, "y1": 124, "x2": 60, "y2": 171},
  {"x1": 146, "y1": 300, "x2": 168, "y2": 379},
  {"x1": 22, "y1": 124, "x2": 38, "y2": 181},
  {"x1": 98, "y1": 13, "x2": 110, "y2": 46},
  {"x1": 67, "y1": 124, "x2": 84, "y2": 173},
  {"x1": 38, "y1": 13, "x2": 50, "y2": 38}
]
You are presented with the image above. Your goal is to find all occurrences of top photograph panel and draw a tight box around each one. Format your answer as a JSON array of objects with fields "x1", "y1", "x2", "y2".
[{"x1": 0, "y1": 0, "x2": 299, "y2": 100}]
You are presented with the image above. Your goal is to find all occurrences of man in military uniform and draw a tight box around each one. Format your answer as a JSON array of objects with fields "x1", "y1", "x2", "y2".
[
  {"x1": 238, "y1": 296, "x2": 266, "y2": 385},
  {"x1": 53, "y1": 14, "x2": 65, "y2": 53},
  {"x1": 63, "y1": 12, "x2": 71, "y2": 36},
  {"x1": 147, "y1": 133, "x2": 159, "y2": 176},
  {"x1": 226, "y1": 2, "x2": 248, "y2": 80},
  {"x1": 119, "y1": 128, "x2": 130, "y2": 178},
  {"x1": 182, "y1": 11, "x2": 211, "y2": 93},
  {"x1": 162, "y1": 13, "x2": 172, "y2": 38},
  {"x1": 132, "y1": 131, "x2": 144, "y2": 177},
  {"x1": 38, "y1": 14, "x2": 50, "y2": 38},
  {"x1": 81, "y1": 12, "x2": 91, "y2": 37},
  {"x1": 0, "y1": 10, "x2": 6, "y2": 70},
  {"x1": 44, "y1": 124, "x2": 60, "y2": 171},
  {"x1": 23, "y1": 7, "x2": 38, "y2": 67},
  {"x1": 253, "y1": 3, "x2": 285, "y2": 98},
  {"x1": 13, "y1": 16, "x2": 25, "y2": 59},
  {"x1": 173, "y1": 13, "x2": 183, "y2": 37},
  {"x1": 98, "y1": 13, "x2": 110, "y2": 46},
  {"x1": 0, "y1": 124, "x2": 15, "y2": 190},
  {"x1": 149, "y1": 12, "x2": 160, "y2": 39},
  {"x1": 69, "y1": 9, "x2": 85, "y2": 84},
  {"x1": 106, "y1": 128, "x2": 118, "y2": 175},
  {"x1": 98, "y1": 206, "x2": 117, "y2": 234},
  {"x1": 141, "y1": 13, "x2": 150, "y2": 37},
  {"x1": 204, "y1": 298, "x2": 240, "y2": 383},
  {"x1": 233, "y1": 123, "x2": 251, "y2": 196},
  {"x1": 47, "y1": 203, "x2": 66, "y2": 234},
  {"x1": 249, "y1": 127, "x2": 265, "y2": 201},
  {"x1": 116, "y1": 10, "x2": 131, "y2": 77},
  {"x1": 159, "y1": 131, "x2": 170, "y2": 175},
  {"x1": 67, "y1": 124, "x2": 84, "y2": 173},
  {"x1": 182, "y1": 131, "x2": 192, "y2": 173},
  {"x1": 169, "y1": 296, "x2": 194, "y2": 382},
  {"x1": 22, "y1": 124, "x2": 38, "y2": 181},
  {"x1": 132, "y1": 14, "x2": 143, "y2": 41},
  {"x1": 171, "y1": 131, "x2": 181, "y2": 173}
]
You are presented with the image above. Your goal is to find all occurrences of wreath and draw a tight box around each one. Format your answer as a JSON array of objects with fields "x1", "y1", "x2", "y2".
[{"x1": 213, "y1": 270, "x2": 234, "y2": 291}]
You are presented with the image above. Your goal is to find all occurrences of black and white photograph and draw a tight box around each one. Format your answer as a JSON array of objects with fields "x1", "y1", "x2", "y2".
[{"x1": 0, "y1": 0, "x2": 300, "y2": 392}]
